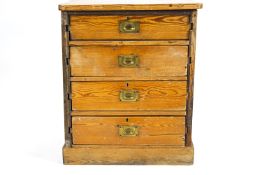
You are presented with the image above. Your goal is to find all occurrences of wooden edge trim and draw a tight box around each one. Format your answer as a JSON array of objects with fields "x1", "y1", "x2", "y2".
[
  {"x1": 72, "y1": 115, "x2": 185, "y2": 118},
  {"x1": 66, "y1": 10, "x2": 193, "y2": 16},
  {"x1": 63, "y1": 144, "x2": 194, "y2": 165},
  {"x1": 59, "y1": 4, "x2": 203, "y2": 11},
  {"x1": 185, "y1": 10, "x2": 197, "y2": 146},
  {"x1": 70, "y1": 76, "x2": 187, "y2": 81},
  {"x1": 61, "y1": 11, "x2": 72, "y2": 147},
  {"x1": 69, "y1": 40, "x2": 190, "y2": 46},
  {"x1": 71, "y1": 110, "x2": 186, "y2": 116}
]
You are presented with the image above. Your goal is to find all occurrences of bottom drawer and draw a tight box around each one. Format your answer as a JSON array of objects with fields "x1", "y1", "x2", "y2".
[{"x1": 72, "y1": 116, "x2": 185, "y2": 146}]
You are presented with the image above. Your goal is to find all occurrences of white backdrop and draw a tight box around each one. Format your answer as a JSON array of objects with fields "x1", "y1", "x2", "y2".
[{"x1": 0, "y1": 0, "x2": 262, "y2": 174}]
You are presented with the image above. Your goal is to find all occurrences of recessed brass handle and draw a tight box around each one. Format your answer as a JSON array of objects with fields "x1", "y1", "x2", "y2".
[
  {"x1": 119, "y1": 21, "x2": 140, "y2": 33},
  {"x1": 118, "y1": 125, "x2": 139, "y2": 136},
  {"x1": 120, "y1": 90, "x2": 139, "y2": 102},
  {"x1": 118, "y1": 55, "x2": 139, "y2": 67}
]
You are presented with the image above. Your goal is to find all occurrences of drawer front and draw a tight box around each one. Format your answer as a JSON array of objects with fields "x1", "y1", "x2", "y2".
[
  {"x1": 72, "y1": 116, "x2": 185, "y2": 146},
  {"x1": 70, "y1": 15, "x2": 190, "y2": 40},
  {"x1": 71, "y1": 81, "x2": 187, "y2": 111},
  {"x1": 70, "y1": 46, "x2": 188, "y2": 77}
]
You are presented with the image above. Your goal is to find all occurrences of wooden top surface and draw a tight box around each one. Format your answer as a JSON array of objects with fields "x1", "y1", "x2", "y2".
[{"x1": 59, "y1": 0, "x2": 202, "y2": 11}]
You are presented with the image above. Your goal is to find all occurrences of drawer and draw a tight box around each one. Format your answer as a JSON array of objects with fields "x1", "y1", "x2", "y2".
[
  {"x1": 70, "y1": 46, "x2": 188, "y2": 77},
  {"x1": 72, "y1": 116, "x2": 185, "y2": 146},
  {"x1": 70, "y1": 15, "x2": 190, "y2": 40},
  {"x1": 71, "y1": 81, "x2": 187, "y2": 111}
]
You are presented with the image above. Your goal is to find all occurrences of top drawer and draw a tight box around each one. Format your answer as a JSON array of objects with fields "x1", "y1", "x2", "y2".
[{"x1": 69, "y1": 15, "x2": 190, "y2": 40}]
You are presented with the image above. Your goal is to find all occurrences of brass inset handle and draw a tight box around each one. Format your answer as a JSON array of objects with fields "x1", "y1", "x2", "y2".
[
  {"x1": 119, "y1": 21, "x2": 140, "y2": 33},
  {"x1": 118, "y1": 55, "x2": 139, "y2": 67},
  {"x1": 118, "y1": 125, "x2": 139, "y2": 136},
  {"x1": 120, "y1": 90, "x2": 139, "y2": 102}
]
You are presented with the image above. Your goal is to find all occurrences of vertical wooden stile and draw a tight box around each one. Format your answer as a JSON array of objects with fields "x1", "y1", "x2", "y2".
[
  {"x1": 186, "y1": 10, "x2": 197, "y2": 146},
  {"x1": 62, "y1": 12, "x2": 72, "y2": 147}
]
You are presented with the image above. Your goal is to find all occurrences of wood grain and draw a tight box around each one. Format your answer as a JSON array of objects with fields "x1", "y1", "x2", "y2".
[
  {"x1": 61, "y1": 12, "x2": 72, "y2": 147},
  {"x1": 70, "y1": 15, "x2": 190, "y2": 40},
  {"x1": 71, "y1": 81, "x2": 187, "y2": 111},
  {"x1": 70, "y1": 76, "x2": 187, "y2": 81},
  {"x1": 72, "y1": 116, "x2": 185, "y2": 145},
  {"x1": 71, "y1": 110, "x2": 186, "y2": 116},
  {"x1": 69, "y1": 40, "x2": 190, "y2": 46},
  {"x1": 70, "y1": 46, "x2": 188, "y2": 77},
  {"x1": 60, "y1": 2, "x2": 202, "y2": 165},
  {"x1": 186, "y1": 10, "x2": 197, "y2": 146},
  {"x1": 63, "y1": 145, "x2": 194, "y2": 165},
  {"x1": 59, "y1": 3, "x2": 203, "y2": 11}
]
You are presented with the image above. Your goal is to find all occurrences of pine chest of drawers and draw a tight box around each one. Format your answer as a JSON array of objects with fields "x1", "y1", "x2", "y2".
[{"x1": 59, "y1": 1, "x2": 202, "y2": 165}]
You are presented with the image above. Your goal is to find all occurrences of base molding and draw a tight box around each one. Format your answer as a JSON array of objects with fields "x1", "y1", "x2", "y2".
[{"x1": 63, "y1": 145, "x2": 194, "y2": 165}]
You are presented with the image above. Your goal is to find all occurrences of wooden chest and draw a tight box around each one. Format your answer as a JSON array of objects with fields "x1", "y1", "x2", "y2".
[{"x1": 59, "y1": 1, "x2": 202, "y2": 165}]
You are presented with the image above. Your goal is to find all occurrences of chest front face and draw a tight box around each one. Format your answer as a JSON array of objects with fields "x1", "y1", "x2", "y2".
[{"x1": 60, "y1": 2, "x2": 202, "y2": 165}]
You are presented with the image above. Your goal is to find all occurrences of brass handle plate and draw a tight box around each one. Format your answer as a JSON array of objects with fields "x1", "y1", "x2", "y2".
[
  {"x1": 119, "y1": 125, "x2": 139, "y2": 136},
  {"x1": 118, "y1": 55, "x2": 139, "y2": 67},
  {"x1": 120, "y1": 90, "x2": 139, "y2": 102},
  {"x1": 119, "y1": 21, "x2": 140, "y2": 33}
]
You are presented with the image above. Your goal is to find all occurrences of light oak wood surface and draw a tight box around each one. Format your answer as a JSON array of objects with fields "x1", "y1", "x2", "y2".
[
  {"x1": 60, "y1": 2, "x2": 201, "y2": 165},
  {"x1": 71, "y1": 110, "x2": 186, "y2": 116},
  {"x1": 59, "y1": 1, "x2": 202, "y2": 11},
  {"x1": 72, "y1": 116, "x2": 185, "y2": 145},
  {"x1": 69, "y1": 40, "x2": 190, "y2": 46},
  {"x1": 70, "y1": 15, "x2": 190, "y2": 40},
  {"x1": 70, "y1": 45, "x2": 188, "y2": 77},
  {"x1": 70, "y1": 76, "x2": 187, "y2": 81},
  {"x1": 63, "y1": 144, "x2": 194, "y2": 165},
  {"x1": 71, "y1": 81, "x2": 187, "y2": 111}
]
